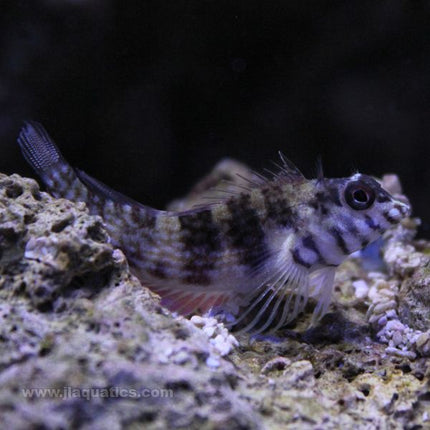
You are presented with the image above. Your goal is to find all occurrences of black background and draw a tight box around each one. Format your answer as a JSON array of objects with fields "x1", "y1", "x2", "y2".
[{"x1": 1, "y1": 1, "x2": 429, "y2": 237}]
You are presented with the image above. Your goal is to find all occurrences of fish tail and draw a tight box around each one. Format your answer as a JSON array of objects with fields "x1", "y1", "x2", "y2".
[
  {"x1": 17, "y1": 121, "x2": 90, "y2": 202},
  {"x1": 18, "y1": 121, "x2": 159, "y2": 252}
]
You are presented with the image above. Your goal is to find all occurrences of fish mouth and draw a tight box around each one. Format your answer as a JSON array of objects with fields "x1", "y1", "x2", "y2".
[{"x1": 392, "y1": 199, "x2": 411, "y2": 219}]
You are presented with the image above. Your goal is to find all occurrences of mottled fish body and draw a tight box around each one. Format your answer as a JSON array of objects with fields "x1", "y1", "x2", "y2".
[{"x1": 17, "y1": 122, "x2": 410, "y2": 332}]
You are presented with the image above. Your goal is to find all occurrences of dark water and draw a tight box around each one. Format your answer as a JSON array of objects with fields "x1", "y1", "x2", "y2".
[{"x1": 1, "y1": 1, "x2": 429, "y2": 237}]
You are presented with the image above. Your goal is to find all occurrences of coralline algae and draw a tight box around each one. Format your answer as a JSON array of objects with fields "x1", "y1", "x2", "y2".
[{"x1": 0, "y1": 170, "x2": 429, "y2": 429}]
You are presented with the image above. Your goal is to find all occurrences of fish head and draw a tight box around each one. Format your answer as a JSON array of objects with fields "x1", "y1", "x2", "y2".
[{"x1": 314, "y1": 173, "x2": 411, "y2": 253}]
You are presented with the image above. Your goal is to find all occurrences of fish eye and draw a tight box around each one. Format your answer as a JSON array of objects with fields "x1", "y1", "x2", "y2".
[{"x1": 344, "y1": 181, "x2": 375, "y2": 210}]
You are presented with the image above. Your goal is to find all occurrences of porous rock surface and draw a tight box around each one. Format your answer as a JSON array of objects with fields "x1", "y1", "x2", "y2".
[{"x1": 0, "y1": 172, "x2": 429, "y2": 429}]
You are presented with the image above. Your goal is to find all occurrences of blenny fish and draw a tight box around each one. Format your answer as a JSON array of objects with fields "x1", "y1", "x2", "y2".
[{"x1": 17, "y1": 122, "x2": 410, "y2": 333}]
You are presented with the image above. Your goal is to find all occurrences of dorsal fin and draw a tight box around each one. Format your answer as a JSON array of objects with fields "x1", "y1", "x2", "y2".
[
  {"x1": 75, "y1": 168, "x2": 158, "y2": 214},
  {"x1": 315, "y1": 156, "x2": 324, "y2": 182},
  {"x1": 259, "y1": 152, "x2": 306, "y2": 184},
  {"x1": 277, "y1": 151, "x2": 305, "y2": 180},
  {"x1": 167, "y1": 158, "x2": 265, "y2": 211}
]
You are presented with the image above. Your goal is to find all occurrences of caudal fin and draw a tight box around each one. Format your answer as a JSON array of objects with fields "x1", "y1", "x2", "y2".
[
  {"x1": 17, "y1": 121, "x2": 87, "y2": 201},
  {"x1": 18, "y1": 122, "x2": 65, "y2": 179},
  {"x1": 17, "y1": 121, "x2": 162, "y2": 257}
]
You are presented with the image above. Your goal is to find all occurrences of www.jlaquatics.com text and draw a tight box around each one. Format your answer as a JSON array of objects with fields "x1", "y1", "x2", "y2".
[{"x1": 21, "y1": 386, "x2": 174, "y2": 400}]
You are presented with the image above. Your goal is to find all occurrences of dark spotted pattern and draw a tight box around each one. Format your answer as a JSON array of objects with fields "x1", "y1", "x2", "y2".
[
  {"x1": 360, "y1": 239, "x2": 370, "y2": 248},
  {"x1": 311, "y1": 189, "x2": 336, "y2": 214},
  {"x1": 342, "y1": 216, "x2": 359, "y2": 236},
  {"x1": 319, "y1": 205, "x2": 329, "y2": 215},
  {"x1": 225, "y1": 193, "x2": 267, "y2": 270},
  {"x1": 103, "y1": 202, "x2": 157, "y2": 252},
  {"x1": 302, "y1": 235, "x2": 326, "y2": 264},
  {"x1": 56, "y1": 168, "x2": 79, "y2": 197},
  {"x1": 309, "y1": 197, "x2": 320, "y2": 212},
  {"x1": 340, "y1": 216, "x2": 370, "y2": 249},
  {"x1": 329, "y1": 227, "x2": 350, "y2": 255},
  {"x1": 365, "y1": 215, "x2": 382, "y2": 232},
  {"x1": 261, "y1": 184, "x2": 295, "y2": 227},
  {"x1": 326, "y1": 185, "x2": 342, "y2": 207},
  {"x1": 383, "y1": 211, "x2": 397, "y2": 224},
  {"x1": 179, "y1": 210, "x2": 222, "y2": 285},
  {"x1": 291, "y1": 247, "x2": 312, "y2": 268},
  {"x1": 131, "y1": 207, "x2": 157, "y2": 229}
]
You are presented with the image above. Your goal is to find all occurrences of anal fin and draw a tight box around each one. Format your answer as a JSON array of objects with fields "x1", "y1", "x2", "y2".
[
  {"x1": 155, "y1": 286, "x2": 231, "y2": 316},
  {"x1": 308, "y1": 266, "x2": 336, "y2": 325}
]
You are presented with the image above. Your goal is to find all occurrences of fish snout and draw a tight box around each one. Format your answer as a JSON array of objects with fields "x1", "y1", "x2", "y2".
[{"x1": 391, "y1": 199, "x2": 411, "y2": 220}]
